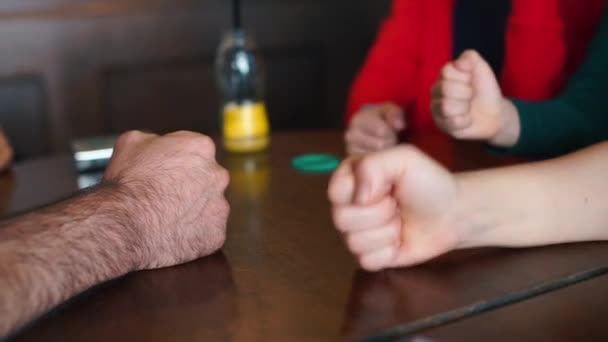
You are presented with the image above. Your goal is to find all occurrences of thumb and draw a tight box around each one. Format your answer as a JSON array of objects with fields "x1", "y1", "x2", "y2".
[
  {"x1": 454, "y1": 50, "x2": 501, "y2": 98},
  {"x1": 353, "y1": 146, "x2": 416, "y2": 205},
  {"x1": 328, "y1": 159, "x2": 357, "y2": 205},
  {"x1": 454, "y1": 50, "x2": 492, "y2": 73},
  {"x1": 453, "y1": 49, "x2": 487, "y2": 72}
]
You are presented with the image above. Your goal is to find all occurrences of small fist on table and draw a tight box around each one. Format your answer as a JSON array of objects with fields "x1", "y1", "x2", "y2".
[{"x1": 345, "y1": 102, "x2": 406, "y2": 156}]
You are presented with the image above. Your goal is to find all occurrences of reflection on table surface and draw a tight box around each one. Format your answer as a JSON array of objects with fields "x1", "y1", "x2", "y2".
[{"x1": 15, "y1": 254, "x2": 236, "y2": 341}]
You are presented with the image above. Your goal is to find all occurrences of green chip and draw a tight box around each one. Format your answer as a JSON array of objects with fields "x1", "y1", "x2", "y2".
[{"x1": 292, "y1": 154, "x2": 341, "y2": 174}]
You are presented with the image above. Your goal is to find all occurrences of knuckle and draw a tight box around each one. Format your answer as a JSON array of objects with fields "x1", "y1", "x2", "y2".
[
  {"x1": 452, "y1": 130, "x2": 469, "y2": 139},
  {"x1": 380, "y1": 102, "x2": 396, "y2": 112},
  {"x1": 217, "y1": 167, "x2": 231, "y2": 190},
  {"x1": 168, "y1": 130, "x2": 190, "y2": 136},
  {"x1": 447, "y1": 118, "x2": 460, "y2": 130},
  {"x1": 441, "y1": 64, "x2": 453, "y2": 79},
  {"x1": 346, "y1": 235, "x2": 363, "y2": 253},
  {"x1": 195, "y1": 135, "x2": 216, "y2": 153},
  {"x1": 373, "y1": 122, "x2": 390, "y2": 136},
  {"x1": 332, "y1": 208, "x2": 350, "y2": 232},
  {"x1": 168, "y1": 130, "x2": 199, "y2": 140},
  {"x1": 454, "y1": 116, "x2": 468, "y2": 128},
  {"x1": 440, "y1": 82, "x2": 450, "y2": 97},
  {"x1": 352, "y1": 112, "x2": 367, "y2": 125},
  {"x1": 345, "y1": 130, "x2": 355, "y2": 143},
  {"x1": 357, "y1": 157, "x2": 376, "y2": 176},
  {"x1": 441, "y1": 101, "x2": 452, "y2": 116},
  {"x1": 359, "y1": 256, "x2": 380, "y2": 272},
  {"x1": 444, "y1": 83, "x2": 463, "y2": 98},
  {"x1": 384, "y1": 102, "x2": 399, "y2": 110},
  {"x1": 327, "y1": 187, "x2": 342, "y2": 207},
  {"x1": 116, "y1": 130, "x2": 143, "y2": 149},
  {"x1": 178, "y1": 133, "x2": 215, "y2": 154},
  {"x1": 327, "y1": 170, "x2": 346, "y2": 201}
]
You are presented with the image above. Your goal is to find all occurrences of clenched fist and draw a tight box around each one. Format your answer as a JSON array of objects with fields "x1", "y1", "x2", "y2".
[
  {"x1": 431, "y1": 50, "x2": 521, "y2": 148},
  {"x1": 345, "y1": 102, "x2": 406, "y2": 156},
  {"x1": 105, "y1": 130, "x2": 230, "y2": 270},
  {"x1": 328, "y1": 146, "x2": 462, "y2": 271}
]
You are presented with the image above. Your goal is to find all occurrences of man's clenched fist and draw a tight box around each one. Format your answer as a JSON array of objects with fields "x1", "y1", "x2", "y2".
[{"x1": 105, "y1": 130, "x2": 230, "y2": 270}]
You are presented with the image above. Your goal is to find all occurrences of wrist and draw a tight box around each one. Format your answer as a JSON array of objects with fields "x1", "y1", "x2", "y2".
[
  {"x1": 451, "y1": 172, "x2": 496, "y2": 250},
  {"x1": 488, "y1": 98, "x2": 521, "y2": 148},
  {"x1": 83, "y1": 183, "x2": 145, "y2": 275}
]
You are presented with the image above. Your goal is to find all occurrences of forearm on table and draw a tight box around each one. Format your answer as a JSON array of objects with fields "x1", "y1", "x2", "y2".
[
  {"x1": 0, "y1": 184, "x2": 139, "y2": 337},
  {"x1": 453, "y1": 142, "x2": 608, "y2": 249}
]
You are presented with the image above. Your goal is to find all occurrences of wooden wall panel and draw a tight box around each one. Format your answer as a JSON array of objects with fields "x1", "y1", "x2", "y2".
[
  {"x1": 104, "y1": 46, "x2": 326, "y2": 135},
  {"x1": 103, "y1": 60, "x2": 219, "y2": 134}
]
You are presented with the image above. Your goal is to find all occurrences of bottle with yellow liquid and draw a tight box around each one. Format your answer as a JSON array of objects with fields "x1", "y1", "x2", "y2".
[{"x1": 215, "y1": 29, "x2": 270, "y2": 153}]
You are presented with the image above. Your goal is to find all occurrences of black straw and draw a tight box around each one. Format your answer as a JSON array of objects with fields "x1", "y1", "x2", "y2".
[{"x1": 232, "y1": 0, "x2": 242, "y2": 30}]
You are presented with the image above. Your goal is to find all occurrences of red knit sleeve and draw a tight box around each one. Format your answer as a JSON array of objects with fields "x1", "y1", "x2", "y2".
[
  {"x1": 345, "y1": 0, "x2": 423, "y2": 125},
  {"x1": 500, "y1": 0, "x2": 566, "y2": 100}
]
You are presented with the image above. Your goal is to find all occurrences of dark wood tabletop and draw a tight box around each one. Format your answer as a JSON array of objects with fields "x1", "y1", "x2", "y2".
[
  {"x1": 4, "y1": 131, "x2": 608, "y2": 341},
  {"x1": 417, "y1": 273, "x2": 608, "y2": 342}
]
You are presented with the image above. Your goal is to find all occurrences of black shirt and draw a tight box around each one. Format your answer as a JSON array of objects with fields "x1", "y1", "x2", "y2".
[{"x1": 453, "y1": 0, "x2": 512, "y2": 76}]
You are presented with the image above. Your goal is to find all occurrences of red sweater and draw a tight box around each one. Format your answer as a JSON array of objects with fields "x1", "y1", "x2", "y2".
[{"x1": 347, "y1": 0, "x2": 606, "y2": 134}]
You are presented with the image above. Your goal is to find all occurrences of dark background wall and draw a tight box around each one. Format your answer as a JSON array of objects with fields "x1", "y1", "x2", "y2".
[{"x1": 0, "y1": 0, "x2": 391, "y2": 159}]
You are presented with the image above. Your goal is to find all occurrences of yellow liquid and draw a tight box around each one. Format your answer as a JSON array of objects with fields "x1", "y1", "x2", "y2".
[{"x1": 222, "y1": 101, "x2": 270, "y2": 153}]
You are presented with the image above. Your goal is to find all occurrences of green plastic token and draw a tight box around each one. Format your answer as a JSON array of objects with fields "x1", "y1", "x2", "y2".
[{"x1": 292, "y1": 154, "x2": 341, "y2": 174}]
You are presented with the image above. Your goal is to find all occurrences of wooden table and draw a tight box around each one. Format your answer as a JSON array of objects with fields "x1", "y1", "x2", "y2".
[
  {"x1": 4, "y1": 131, "x2": 608, "y2": 341},
  {"x1": 416, "y1": 274, "x2": 608, "y2": 342}
]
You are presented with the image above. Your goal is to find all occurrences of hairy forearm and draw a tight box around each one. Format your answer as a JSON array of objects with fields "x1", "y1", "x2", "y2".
[
  {"x1": 454, "y1": 142, "x2": 608, "y2": 249},
  {"x1": 0, "y1": 184, "x2": 140, "y2": 337}
]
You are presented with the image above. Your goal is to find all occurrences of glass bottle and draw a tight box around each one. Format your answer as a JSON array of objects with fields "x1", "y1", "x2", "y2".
[{"x1": 215, "y1": 30, "x2": 270, "y2": 153}]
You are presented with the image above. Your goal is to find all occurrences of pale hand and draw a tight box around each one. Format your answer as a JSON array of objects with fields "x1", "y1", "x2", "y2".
[
  {"x1": 431, "y1": 50, "x2": 517, "y2": 146},
  {"x1": 328, "y1": 146, "x2": 461, "y2": 271},
  {"x1": 345, "y1": 102, "x2": 406, "y2": 156}
]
